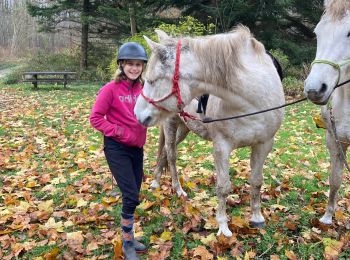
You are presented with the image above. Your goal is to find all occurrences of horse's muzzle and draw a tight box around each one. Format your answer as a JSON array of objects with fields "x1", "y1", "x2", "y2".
[
  {"x1": 138, "y1": 116, "x2": 153, "y2": 127},
  {"x1": 305, "y1": 89, "x2": 329, "y2": 105}
]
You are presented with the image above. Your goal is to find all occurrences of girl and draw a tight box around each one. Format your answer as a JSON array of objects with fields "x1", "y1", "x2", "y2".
[{"x1": 89, "y1": 42, "x2": 148, "y2": 260}]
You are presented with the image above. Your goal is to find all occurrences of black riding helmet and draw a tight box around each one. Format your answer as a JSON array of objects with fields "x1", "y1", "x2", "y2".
[{"x1": 117, "y1": 42, "x2": 148, "y2": 63}]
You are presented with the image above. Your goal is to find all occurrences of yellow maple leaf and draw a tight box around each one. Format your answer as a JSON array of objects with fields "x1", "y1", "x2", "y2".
[
  {"x1": 149, "y1": 234, "x2": 158, "y2": 244},
  {"x1": 43, "y1": 217, "x2": 64, "y2": 232},
  {"x1": 200, "y1": 233, "x2": 217, "y2": 246},
  {"x1": 113, "y1": 239, "x2": 123, "y2": 260},
  {"x1": 285, "y1": 250, "x2": 297, "y2": 260},
  {"x1": 44, "y1": 247, "x2": 59, "y2": 260},
  {"x1": 139, "y1": 200, "x2": 155, "y2": 210},
  {"x1": 313, "y1": 114, "x2": 326, "y2": 129},
  {"x1": 185, "y1": 181, "x2": 197, "y2": 189},
  {"x1": 13, "y1": 201, "x2": 31, "y2": 214},
  {"x1": 160, "y1": 231, "x2": 172, "y2": 241},
  {"x1": 231, "y1": 216, "x2": 247, "y2": 228},
  {"x1": 334, "y1": 211, "x2": 345, "y2": 221},
  {"x1": 64, "y1": 220, "x2": 74, "y2": 228},
  {"x1": 76, "y1": 198, "x2": 88, "y2": 208},
  {"x1": 204, "y1": 217, "x2": 218, "y2": 230},
  {"x1": 323, "y1": 237, "x2": 343, "y2": 259},
  {"x1": 271, "y1": 204, "x2": 288, "y2": 211},
  {"x1": 324, "y1": 246, "x2": 340, "y2": 260},
  {"x1": 102, "y1": 196, "x2": 119, "y2": 205},
  {"x1": 37, "y1": 200, "x2": 53, "y2": 213},
  {"x1": 26, "y1": 180, "x2": 37, "y2": 188},
  {"x1": 244, "y1": 251, "x2": 256, "y2": 259}
]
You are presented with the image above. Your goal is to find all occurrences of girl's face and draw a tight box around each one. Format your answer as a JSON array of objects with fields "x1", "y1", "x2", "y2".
[{"x1": 122, "y1": 60, "x2": 144, "y2": 81}]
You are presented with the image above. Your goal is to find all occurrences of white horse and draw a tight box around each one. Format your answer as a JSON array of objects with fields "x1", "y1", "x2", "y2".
[
  {"x1": 304, "y1": 0, "x2": 350, "y2": 225},
  {"x1": 135, "y1": 26, "x2": 285, "y2": 236}
]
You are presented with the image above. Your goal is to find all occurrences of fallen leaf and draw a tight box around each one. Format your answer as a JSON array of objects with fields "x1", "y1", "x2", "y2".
[
  {"x1": 192, "y1": 245, "x2": 213, "y2": 260},
  {"x1": 113, "y1": 239, "x2": 123, "y2": 259},
  {"x1": 139, "y1": 200, "x2": 155, "y2": 210},
  {"x1": 44, "y1": 247, "x2": 59, "y2": 260},
  {"x1": 285, "y1": 250, "x2": 297, "y2": 260}
]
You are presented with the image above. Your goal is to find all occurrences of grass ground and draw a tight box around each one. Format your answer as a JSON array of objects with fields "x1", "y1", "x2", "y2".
[{"x1": 0, "y1": 83, "x2": 349, "y2": 259}]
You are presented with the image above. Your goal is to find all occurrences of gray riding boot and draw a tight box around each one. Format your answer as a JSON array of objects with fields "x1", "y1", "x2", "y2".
[
  {"x1": 122, "y1": 241, "x2": 139, "y2": 260},
  {"x1": 134, "y1": 240, "x2": 147, "y2": 253}
]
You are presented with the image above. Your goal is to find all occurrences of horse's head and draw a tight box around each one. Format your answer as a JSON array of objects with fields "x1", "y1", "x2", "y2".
[
  {"x1": 134, "y1": 31, "x2": 199, "y2": 127},
  {"x1": 304, "y1": 0, "x2": 350, "y2": 105}
]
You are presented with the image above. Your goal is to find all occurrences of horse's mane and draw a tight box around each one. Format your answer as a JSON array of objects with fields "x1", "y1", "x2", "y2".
[
  {"x1": 325, "y1": 0, "x2": 350, "y2": 20},
  {"x1": 188, "y1": 25, "x2": 266, "y2": 89}
]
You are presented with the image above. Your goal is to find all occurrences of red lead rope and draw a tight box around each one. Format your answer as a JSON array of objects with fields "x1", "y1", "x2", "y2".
[{"x1": 173, "y1": 40, "x2": 183, "y2": 109}]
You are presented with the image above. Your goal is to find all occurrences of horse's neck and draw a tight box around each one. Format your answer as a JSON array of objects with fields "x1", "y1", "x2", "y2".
[
  {"x1": 193, "y1": 81, "x2": 237, "y2": 104},
  {"x1": 193, "y1": 80, "x2": 268, "y2": 114}
]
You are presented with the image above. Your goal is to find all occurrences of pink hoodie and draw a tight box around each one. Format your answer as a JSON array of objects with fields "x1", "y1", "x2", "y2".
[{"x1": 89, "y1": 80, "x2": 147, "y2": 148}]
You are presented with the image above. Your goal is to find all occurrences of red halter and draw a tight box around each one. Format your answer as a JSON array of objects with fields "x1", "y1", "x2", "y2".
[{"x1": 141, "y1": 40, "x2": 196, "y2": 121}]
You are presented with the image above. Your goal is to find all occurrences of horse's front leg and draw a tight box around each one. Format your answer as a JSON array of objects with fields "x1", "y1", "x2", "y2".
[
  {"x1": 151, "y1": 125, "x2": 167, "y2": 189},
  {"x1": 164, "y1": 120, "x2": 188, "y2": 197},
  {"x1": 320, "y1": 131, "x2": 347, "y2": 224},
  {"x1": 249, "y1": 139, "x2": 274, "y2": 227},
  {"x1": 151, "y1": 144, "x2": 168, "y2": 189},
  {"x1": 213, "y1": 139, "x2": 233, "y2": 237}
]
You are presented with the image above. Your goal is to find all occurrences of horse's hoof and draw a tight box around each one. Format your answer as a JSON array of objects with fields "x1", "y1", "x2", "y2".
[
  {"x1": 150, "y1": 180, "x2": 160, "y2": 189},
  {"x1": 217, "y1": 228, "x2": 233, "y2": 237},
  {"x1": 176, "y1": 190, "x2": 188, "y2": 198},
  {"x1": 250, "y1": 221, "x2": 265, "y2": 228},
  {"x1": 319, "y1": 215, "x2": 333, "y2": 225},
  {"x1": 179, "y1": 194, "x2": 188, "y2": 200}
]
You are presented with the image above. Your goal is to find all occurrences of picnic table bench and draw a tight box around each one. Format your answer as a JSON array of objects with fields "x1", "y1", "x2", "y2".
[{"x1": 22, "y1": 71, "x2": 77, "y2": 89}]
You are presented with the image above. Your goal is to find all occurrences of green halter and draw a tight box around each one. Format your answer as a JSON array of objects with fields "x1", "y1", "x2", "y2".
[{"x1": 311, "y1": 59, "x2": 350, "y2": 86}]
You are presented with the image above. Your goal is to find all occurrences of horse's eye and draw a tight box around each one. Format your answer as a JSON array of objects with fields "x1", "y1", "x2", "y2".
[{"x1": 347, "y1": 31, "x2": 350, "y2": 37}]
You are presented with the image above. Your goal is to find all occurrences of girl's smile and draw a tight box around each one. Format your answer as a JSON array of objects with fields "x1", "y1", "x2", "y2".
[{"x1": 123, "y1": 60, "x2": 144, "y2": 81}]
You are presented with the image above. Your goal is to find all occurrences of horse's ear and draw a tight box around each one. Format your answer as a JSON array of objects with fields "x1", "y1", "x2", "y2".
[
  {"x1": 143, "y1": 35, "x2": 164, "y2": 52},
  {"x1": 155, "y1": 29, "x2": 169, "y2": 42}
]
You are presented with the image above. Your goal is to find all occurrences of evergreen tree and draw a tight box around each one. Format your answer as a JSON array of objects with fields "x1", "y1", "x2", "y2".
[
  {"x1": 27, "y1": 0, "x2": 179, "y2": 70},
  {"x1": 27, "y1": 1, "x2": 137, "y2": 70}
]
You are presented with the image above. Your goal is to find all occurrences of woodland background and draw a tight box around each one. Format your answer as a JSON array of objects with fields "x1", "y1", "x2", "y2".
[{"x1": 1, "y1": 0, "x2": 323, "y2": 90}]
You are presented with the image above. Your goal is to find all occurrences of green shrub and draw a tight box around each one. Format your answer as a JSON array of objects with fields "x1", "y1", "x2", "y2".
[
  {"x1": 0, "y1": 62, "x2": 16, "y2": 70},
  {"x1": 282, "y1": 76, "x2": 304, "y2": 96},
  {"x1": 268, "y1": 49, "x2": 290, "y2": 72},
  {"x1": 3, "y1": 66, "x2": 25, "y2": 84},
  {"x1": 157, "y1": 16, "x2": 215, "y2": 37}
]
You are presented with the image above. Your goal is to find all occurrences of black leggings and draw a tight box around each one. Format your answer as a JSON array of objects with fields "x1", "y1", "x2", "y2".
[{"x1": 103, "y1": 136, "x2": 144, "y2": 214}]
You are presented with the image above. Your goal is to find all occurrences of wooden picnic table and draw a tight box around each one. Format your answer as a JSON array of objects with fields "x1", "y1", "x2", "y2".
[{"x1": 22, "y1": 71, "x2": 77, "y2": 89}]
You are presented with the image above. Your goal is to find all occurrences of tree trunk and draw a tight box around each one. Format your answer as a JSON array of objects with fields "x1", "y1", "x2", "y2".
[
  {"x1": 129, "y1": 4, "x2": 137, "y2": 36},
  {"x1": 80, "y1": 0, "x2": 89, "y2": 70}
]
